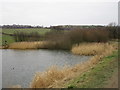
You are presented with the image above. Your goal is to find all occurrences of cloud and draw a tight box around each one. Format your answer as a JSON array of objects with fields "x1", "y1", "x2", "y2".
[
  {"x1": 1, "y1": 0, "x2": 119, "y2": 3},
  {"x1": 1, "y1": 1, "x2": 118, "y2": 26}
]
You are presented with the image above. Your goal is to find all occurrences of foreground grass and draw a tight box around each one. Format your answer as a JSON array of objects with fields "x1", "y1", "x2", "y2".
[
  {"x1": 10, "y1": 42, "x2": 117, "y2": 88},
  {"x1": 66, "y1": 50, "x2": 118, "y2": 88},
  {"x1": 29, "y1": 42, "x2": 116, "y2": 88}
]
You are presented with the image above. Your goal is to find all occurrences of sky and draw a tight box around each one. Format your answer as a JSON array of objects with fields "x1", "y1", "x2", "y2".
[
  {"x1": 0, "y1": 0, "x2": 119, "y2": 26},
  {"x1": 118, "y1": 1, "x2": 120, "y2": 26}
]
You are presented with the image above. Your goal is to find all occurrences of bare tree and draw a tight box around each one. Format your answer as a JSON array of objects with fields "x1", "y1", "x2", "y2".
[{"x1": 108, "y1": 22, "x2": 116, "y2": 27}]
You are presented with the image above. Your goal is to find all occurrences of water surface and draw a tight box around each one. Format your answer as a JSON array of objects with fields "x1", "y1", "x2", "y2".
[{"x1": 2, "y1": 49, "x2": 91, "y2": 88}]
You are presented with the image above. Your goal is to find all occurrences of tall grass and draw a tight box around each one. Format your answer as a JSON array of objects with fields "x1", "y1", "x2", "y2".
[
  {"x1": 8, "y1": 41, "x2": 70, "y2": 49},
  {"x1": 67, "y1": 28, "x2": 109, "y2": 43},
  {"x1": 30, "y1": 42, "x2": 116, "y2": 88},
  {"x1": 13, "y1": 31, "x2": 41, "y2": 42},
  {"x1": 8, "y1": 41, "x2": 47, "y2": 49},
  {"x1": 71, "y1": 43, "x2": 112, "y2": 56},
  {"x1": 8, "y1": 29, "x2": 115, "y2": 50},
  {"x1": 42, "y1": 28, "x2": 110, "y2": 50},
  {"x1": 9, "y1": 27, "x2": 118, "y2": 50},
  {"x1": 30, "y1": 66, "x2": 67, "y2": 88}
]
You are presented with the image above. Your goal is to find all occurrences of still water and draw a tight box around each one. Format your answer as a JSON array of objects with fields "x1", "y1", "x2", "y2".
[{"x1": 2, "y1": 49, "x2": 91, "y2": 88}]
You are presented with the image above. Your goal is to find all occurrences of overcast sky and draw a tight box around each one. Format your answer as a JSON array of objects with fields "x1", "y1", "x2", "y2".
[{"x1": 0, "y1": 0, "x2": 119, "y2": 26}]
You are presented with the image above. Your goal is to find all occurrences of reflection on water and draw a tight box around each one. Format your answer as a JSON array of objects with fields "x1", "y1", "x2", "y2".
[{"x1": 2, "y1": 49, "x2": 91, "y2": 88}]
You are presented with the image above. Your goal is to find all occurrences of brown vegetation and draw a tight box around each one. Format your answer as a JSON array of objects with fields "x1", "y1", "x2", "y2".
[
  {"x1": 71, "y1": 43, "x2": 112, "y2": 56},
  {"x1": 14, "y1": 32, "x2": 41, "y2": 42},
  {"x1": 9, "y1": 28, "x2": 111, "y2": 50},
  {"x1": 8, "y1": 41, "x2": 70, "y2": 50},
  {"x1": 8, "y1": 41, "x2": 47, "y2": 49},
  {"x1": 30, "y1": 42, "x2": 116, "y2": 88},
  {"x1": 7, "y1": 26, "x2": 119, "y2": 88}
]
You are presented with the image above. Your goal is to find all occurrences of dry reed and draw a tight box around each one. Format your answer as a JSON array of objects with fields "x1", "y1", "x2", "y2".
[
  {"x1": 8, "y1": 41, "x2": 49, "y2": 49},
  {"x1": 30, "y1": 66, "x2": 67, "y2": 88},
  {"x1": 71, "y1": 43, "x2": 113, "y2": 56},
  {"x1": 30, "y1": 42, "x2": 117, "y2": 88}
]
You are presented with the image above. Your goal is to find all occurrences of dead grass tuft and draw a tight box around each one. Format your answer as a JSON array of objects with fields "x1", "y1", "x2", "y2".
[
  {"x1": 9, "y1": 42, "x2": 116, "y2": 88},
  {"x1": 8, "y1": 41, "x2": 49, "y2": 49},
  {"x1": 30, "y1": 66, "x2": 66, "y2": 88},
  {"x1": 71, "y1": 43, "x2": 114, "y2": 56},
  {"x1": 30, "y1": 42, "x2": 117, "y2": 88}
]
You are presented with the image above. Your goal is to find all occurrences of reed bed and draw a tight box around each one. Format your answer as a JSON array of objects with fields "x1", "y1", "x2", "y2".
[
  {"x1": 8, "y1": 28, "x2": 111, "y2": 50},
  {"x1": 8, "y1": 41, "x2": 50, "y2": 49},
  {"x1": 30, "y1": 42, "x2": 116, "y2": 88},
  {"x1": 71, "y1": 43, "x2": 113, "y2": 56},
  {"x1": 8, "y1": 41, "x2": 71, "y2": 50},
  {"x1": 30, "y1": 66, "x2": 67, "y2": 88}
]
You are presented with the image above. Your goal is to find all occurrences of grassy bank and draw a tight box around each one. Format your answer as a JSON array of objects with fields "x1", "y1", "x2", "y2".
[
  {"x1": 66, "y1": 50, "x2": 118, "y2": 88},
  {"x1": 2, "y1": 35, "x2": 15, "y2": 45},
  {"x1": 10, "y1": 42, "x2": 118, "y2": 88},
  {"x1": 29, "y1": 42, "x2": 117, "y2": 88},
  {"x1": 3, "y1": 27, "x2": 118, "y2": 88}
]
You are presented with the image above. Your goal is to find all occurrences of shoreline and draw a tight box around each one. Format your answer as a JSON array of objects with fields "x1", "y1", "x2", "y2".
[
  {"x1": 65, "y1": 50, "x2": 118, "y2": 88},
  {"x1": 30, "y1": 41, "x2": 117, "y2": 88},
  {"x1": 2, "y1": 41, "x2": 118, "y2": 88}
]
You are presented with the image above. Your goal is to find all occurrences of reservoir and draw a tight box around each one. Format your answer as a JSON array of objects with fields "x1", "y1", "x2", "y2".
[{"x1": 2, "y1": 49, "x2": 91, "y2": 88}]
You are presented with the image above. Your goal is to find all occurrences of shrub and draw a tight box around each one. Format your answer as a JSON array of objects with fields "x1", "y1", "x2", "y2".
[
  {"x1": 13, "y1": 31, "x2": 41, "y2": 42},
  {"x1": 12, "y1": 26, "x2": 119, "y2": 50}
]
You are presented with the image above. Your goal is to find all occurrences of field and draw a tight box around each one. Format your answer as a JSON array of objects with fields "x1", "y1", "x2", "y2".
[
  {"x1": 2, "y1": 35, "x2": 15, "y2": 45},
  {"x1": 0, "y1": 28, "x2": 51, "y2": 45},
  {"x1": 1, "y1": 28, "x2": 51, "y2": 34}
]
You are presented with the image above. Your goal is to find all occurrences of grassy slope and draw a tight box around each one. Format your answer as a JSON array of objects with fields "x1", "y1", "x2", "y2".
[
  {"x1": 67, "y1": 50, "x2": 118, "y2": 88},
  {"x1": 0, "y1": 28, "x2": 50, "y2": 45},
  {"x1": 1, "y1": 28, "x2": 50, "y2": 34},
  {"x1": 2, "y1": 35, "x2": 15, "y2": 45}
]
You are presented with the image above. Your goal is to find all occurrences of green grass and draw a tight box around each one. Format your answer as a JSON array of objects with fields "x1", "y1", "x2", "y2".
[
  {"x1": 66, "y1": 50, "x2": 118, "y2": 88},
  {"x1": 0, "y1": 28, "x2": 51, "y2": 45},
  {"x1": 1, "y1": 28, "x2": 50, "y2": 34},
  {"x1": 1, "y1": 35, "x2": 15, "y2": 45}
]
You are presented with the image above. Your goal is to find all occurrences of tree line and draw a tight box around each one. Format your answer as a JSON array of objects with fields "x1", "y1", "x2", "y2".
[{"x1": 1, "y1": 24, "x2": 45, "y2": 29}]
